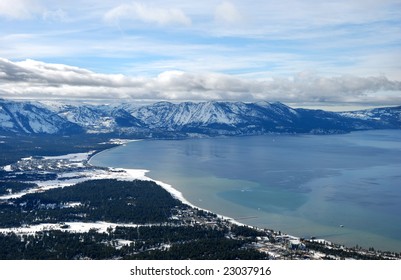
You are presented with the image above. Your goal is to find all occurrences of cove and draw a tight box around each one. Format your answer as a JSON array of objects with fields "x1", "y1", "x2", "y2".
[{"x1": 91, "y1": 130, "x2": 401, "y2": 252}]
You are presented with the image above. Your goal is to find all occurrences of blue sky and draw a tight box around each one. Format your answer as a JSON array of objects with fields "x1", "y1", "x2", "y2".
[{"x1": 0, "y1": 0, "x2": 401, "y2": 109}]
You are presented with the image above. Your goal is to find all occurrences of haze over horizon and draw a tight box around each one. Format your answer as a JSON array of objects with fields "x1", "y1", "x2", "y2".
[{"x1": 1, "y1": 0, "x2": 401, "y2": 110}]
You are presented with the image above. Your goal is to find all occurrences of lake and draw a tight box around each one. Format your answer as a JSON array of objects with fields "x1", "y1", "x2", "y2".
[{"x1": 90, "y1": 130, "x2": 401, "y2": 252}]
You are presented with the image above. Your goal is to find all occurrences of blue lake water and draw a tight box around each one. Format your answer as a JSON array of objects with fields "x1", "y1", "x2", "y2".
[{"x1": 91, "y1": 130, "x2": 401, "y2": 252}]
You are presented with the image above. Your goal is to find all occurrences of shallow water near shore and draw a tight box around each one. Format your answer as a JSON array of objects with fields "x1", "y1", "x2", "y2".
[{"x1": 91, "y1": 130, "x2": 401, "y2": 252}]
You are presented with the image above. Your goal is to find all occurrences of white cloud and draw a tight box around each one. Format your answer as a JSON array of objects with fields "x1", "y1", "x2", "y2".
[
  {"x1": 1, "y1": 58, "x2": 400, "y2": 106},
  {"x1": 215, "y1": 1, "x2": 242, "y2": 24},
  {"x1": 104, "y1": 2, "x2": 191, "y2": 26},
  {"x1": 1, "y1": 1, "x2": 399, "y2": 84},
  {"x1": 42, "y1": 8, "x2": 68, "y2": 22},
  {"x1": 0, "y1": 0, "x2": 41, "y2": 19}
]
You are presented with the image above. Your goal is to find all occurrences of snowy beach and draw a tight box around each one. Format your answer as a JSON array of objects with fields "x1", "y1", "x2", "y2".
[
  {"x1": 0, "y1": 142, "x2": 244, "y2": 235},
  {"x1": 1, "y1": 138, "x2": 399, "y2": 260}
]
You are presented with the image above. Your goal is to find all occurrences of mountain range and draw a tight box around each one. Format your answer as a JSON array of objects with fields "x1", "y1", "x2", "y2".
[{"x1": 1, "y1": 98, "x2": 400, "y2": 137}]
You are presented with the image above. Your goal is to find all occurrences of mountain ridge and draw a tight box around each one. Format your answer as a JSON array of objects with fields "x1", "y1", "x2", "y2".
[{"x1": 0, "y1": 98, "x2": 400, "y2": 137}]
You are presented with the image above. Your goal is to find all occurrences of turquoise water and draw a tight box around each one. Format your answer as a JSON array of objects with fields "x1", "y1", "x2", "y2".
[{"x1": 91, "y1": 130, "x2": 401, "y2": 252}]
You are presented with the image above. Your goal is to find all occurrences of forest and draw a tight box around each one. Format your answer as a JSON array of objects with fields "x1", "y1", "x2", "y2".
[
  {"x1": 0, "y1": 224, "x2": 267, "y2": 259},
  {"x1": 0, "y1": 176, "x2": 272, "y2": 259},
  {"x1": 0, "y1": 181, "x2": 37, "y2": 195},
  {"x1": 0, "y1": 179, "x2": 184, "y2": 227},
  {"x1": 0, "y1": 134, "x2": 117, "y2": 167},
  {"x1": 1, "y1": 135, "x2": 399, "y2": 260},
  {"x1": 0, "y1": 135, "x2": 271, "y2": 260}
]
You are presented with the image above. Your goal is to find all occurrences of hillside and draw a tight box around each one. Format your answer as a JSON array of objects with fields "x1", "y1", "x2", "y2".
[{"x1": 1, "y1": 99, "x2": 400, "y2": 137}]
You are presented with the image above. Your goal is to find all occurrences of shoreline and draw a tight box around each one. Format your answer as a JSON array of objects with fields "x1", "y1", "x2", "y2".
[
  {"x1": 0, "y1": 143, "x2": 247, "y2": 234},
  {"x1": 88, "y1": 143, "x2": 247, "y2": 227},
  {"x1": 88, "y1": 138, "x2": 401, "y2": 254},
  {"x1": 88, "y1": 140, "x2": 298, "y2": 234},
  {"x1": 0, "y1": 140, "x2": 396, "y2": 258},
  {"x1": 122, "y1": 168, "x2": 246, "y2": 227}
]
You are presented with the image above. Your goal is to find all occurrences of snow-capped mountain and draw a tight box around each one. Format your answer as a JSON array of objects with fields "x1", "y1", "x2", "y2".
[
  {"x1": 340, "y1": 106, "x2": 401, "y2": 129},
  {"x1": 127, "y1": 101, "x2": 295, "y2": 129},
  {"x1": 0, "y1": 98, "x2": 400, "y2": 137},
  {"x1": 55, "y1": 104, "x2": 145, "y2": 133},
  {"x1": 124, "y1": 101, "x2": 301, "y2": 134},
  {"x1": 0, "y1": 99, "x2": 82, "y2": 135},
  {"x1": 124, "y1": 101, "x2": 398, "y2": 135}
]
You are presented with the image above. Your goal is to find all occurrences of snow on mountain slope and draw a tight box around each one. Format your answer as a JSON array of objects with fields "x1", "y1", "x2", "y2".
[
  {"x1": 0, "y1": 105, "x2": 15, "y2": 130},
  {"x1": 0, "y1": 99, "x2": 82, "y2": 134},
  {"x1": 127, "y1": 101, "x2": 299, "y2": 131},
  {"x1": 57, "y1": 105, "x2": 115, "y2": 133},
  {"x1": 55, "y1": 104, "x2": 145, "y2": 133},
  {"x1": 1, "y1": 98, "x2": 400, "y2": 136},
  {"x1": 340, "y1": 106, "x2": 401, "y2": 128}
]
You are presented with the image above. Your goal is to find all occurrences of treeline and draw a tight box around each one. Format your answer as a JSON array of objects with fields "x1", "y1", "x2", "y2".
[
  {"x1": 230, "y1": 225, "x2": 267, "y2": 238},
  {"x1": 114, "y1": 225, "x2": 227, "y2": 243},
  {"x1": 129, "y1": 238, "x2": 269, "y2": 260},
  {"x1": 0, "y1": 134, "x2": 117, "y2": 166},
  {"x1": 0, "y1": 181, "x2": 37, "y2": 195},
  {"x1": 0, "y1": 225, "x2": 268, "y2": 260},
  {"x1": 0, "y1": 179, "x2": 184, "y2": 227},
  {"x1": 0, "y1": 172, "x2": 58, "y2": 182},
  {"x1": 0, "y1": 230, "x2": 117, "y2": 260},
  {"x1": 303, "y1": 240, "x2": 398, "y2": 260}
]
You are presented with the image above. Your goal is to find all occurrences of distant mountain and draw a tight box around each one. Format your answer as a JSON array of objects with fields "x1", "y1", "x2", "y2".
[
  {"x1": 125, "y1": 101, "x2": 321, "y2": 135},
  {"x1": 0, "y1": 98, "x2": 400, "y2": 137},
  {"x1": 340, "y1": 106, "x2": 401, "y2": 129},
  {"x1": 0, "y1": 99, "x2": 82, "y2": 135},
  {"x1": 124, "y1": 101, "x2": 400, "y2": 135},
  {"x1": 55, "y1": 104, "x2": 145, "y2": 134}
]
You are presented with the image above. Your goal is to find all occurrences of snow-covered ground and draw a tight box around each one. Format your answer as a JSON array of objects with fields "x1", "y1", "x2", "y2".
[
  {"x1": 0, "y1": 221, "x2": 160, "y2": 235},
  {"x1": 1, "y1": 146, "x2": 395, "y2": 260},
  {"x1": 42, "y1": 151, "x2": 95, "y2": 162},
  {"x1": 2, "y1": 165, "x2": 12, "y2": 171},
  {"x1": 1, "y1": 151, "x2": 96, "y2": 172},
  {"x1": 103, "y1": 139, "x2": 142, "y2": 145},
  {"x1": 0, "y1": 146, "x2": 244, "y2": 233},
  {"x1": 0, "y1": 168, "x2": 150, "y2": 200},
  {"x1": 0, "y1": 153, "x2": 181, "y2": 235}
]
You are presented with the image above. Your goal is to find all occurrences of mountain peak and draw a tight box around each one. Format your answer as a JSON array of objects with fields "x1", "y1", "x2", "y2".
[
  {"x1": 1, "y1": 99, "x2": 400, "y2": 136},
  {"x1": 0, "y1": 99, "x2": 83, "y2": 135}
]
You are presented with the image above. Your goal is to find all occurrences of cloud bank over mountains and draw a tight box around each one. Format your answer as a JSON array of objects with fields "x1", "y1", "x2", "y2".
[
  {"x1": 1, "y1": 58, "x2": 400, "y2": 105},
  {"x1": 0, "y1": 1, "x2": 400, "y2": 107}
]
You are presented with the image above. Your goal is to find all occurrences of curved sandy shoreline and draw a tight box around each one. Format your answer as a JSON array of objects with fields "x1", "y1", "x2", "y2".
[
  {"x1": 121, "y1": 168, "x2": 245, "y2": 227},
  {"x1": 88, "y1": 141, "x2": 246, "y2": 227},
  {"x1": 2, "y1": 139, "x2": 399, "y2": 258}
]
